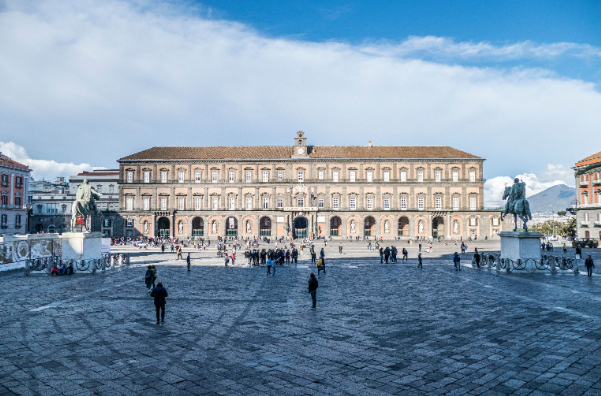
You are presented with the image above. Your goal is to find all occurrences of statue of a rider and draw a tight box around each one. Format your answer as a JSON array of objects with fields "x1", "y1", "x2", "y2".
[
  {"x1": 71, "y1": 179, "x2": 102, "y2": 231},
  {"x1": 501, "y1": 178, "x2": 532, "y2": 232}
]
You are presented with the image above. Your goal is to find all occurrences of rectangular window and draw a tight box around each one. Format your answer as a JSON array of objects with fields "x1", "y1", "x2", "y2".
[
  {"x1": 143, "y1": 171, "x2": 150, "y2": 183},
  {"x1": 418, "y1": 197, "x2": 425, "y2": 210},
  {"x1": 161, "y1": 171, "x2": 168, "y2": 183},
  {"x1": 277, "y1": 196, "x2": 283, "y2": 208},
  {"x1": 349, "y1": 197, "x2": 356, "y2": 210},
  {"x1": 245, "y1": 171, "x2": 252, "y2": 182},
  {"x1": 469, "y1": 170, "x2": 476, "y2": 182},
  {"x1": 452, "y1": 170, "x2": 459, "y2": 182},
  {"x1": 126, "y1": 171, "x2": 133, "y2": 183},
  {"x1": 246, "y1": 196, "x2": 253, "y2": 210},
  {"x1": 318, "y1": 171, "x2": 324, "y2": 180},
  {"x1": 14, "y1": 196, "x2": 21, "y2": 206},
  {"x1": 177, "y1": 196, "x2": 185, "y2": 210},
  {"x1": 383, "y1": 170, "x2": 390, "y2": 182},
  {"x1": 262, "y1": 197, "x2": 269, "y2": 209},
  {"x1": 277, "y1": 170, "x2": 284, "y2": 181},
  {"x1": 584, "y1": 213, "x2": 589, "y2": 221},
  {"x1": 109, "y1": 185, "x2": 114, "y2": 194},
  {"x1": 211, "y1": 171, "x2": 218, "y2": 183},
  {"x1": 435, "y1": 170, "x2": 441, "y2": 182},
  {"x1": 297, "y1": 197, "x2": 304, "y2": 207},
  {"x1": 469, "y1": 196, "x2": 477, "y2": 210},
  {"x1": 229, "y1": 171, "x2": 235, "y2": 182},
  {"x1": 143, "y1": 196, "x2": 150, "y2": 211},
  {"x1": 178, "y1": 171, "x2": 185, "y2": 183},
  {"x1": 435, "y1": 196, "x2": 442, "y2": 210},
  {"x1": 318, "y1": 197, "x2": 324, "y2": 208},
  {"x1": 229, "y1": 196, "x2": 235, "y2": 210},
  {"x1": 332, "y1": 170, "x2": 339, "y2": 182},
  {"x1": 349, "y1": 171, "x2": 356, "y2": 182},
  {"x1": 452, "y1": 196, "x2": 460, "y2": 210},
  {"x1": 332, "y1": 197, "x2": 339, "y2": 209},
  {"x1": 384, "y1": 197, "x2": 390, "y2": 210},
  {"x1": 400, "y1": 196, "x2": 407, "y2": 210},
  {"x1": 366, "y1": 170, "x2": 373, "y2": 182},
  {"x1": 194, "y1": 196, "x2": 202, "y2": 210},
  {"x1": 15, "y1": 214, "x2": 21, "y2": 226},
  {"x1": 211, "y1": 196, "x2": 218, "y2": 210},
  {"x1": 160, "y1": 197, "x2": 168, "y2": 210},
  {"x1": 127, "y1": 219, "x2": 133, "y2": 227},
  {"x1": 470, "y1": 218, "x2": 477, "y2": 226},
  {"x1": 417, "y1": 170, "x2": 424, "y2": 182},
  {"x1": 125, "y1": 197, "x2": 133, "y2": 211},
  {"x1": 492, "y1": 217, "x2": 499, "y2": 226},
  {"x1": 367, "y1": 197, "x2": 373, "y2": 210},
  {"x1": 400, "y1": 170, "x2": 407, "y2": 182},
  {"x1": 195, "y1": 170, "x2": 202, "y2": 183},
  {"x1": 262, "y1": 171, "x2": 269, "y2": 182},
  {"x1": 297, "y1": 171, "x2": 304, "y2": 182}
]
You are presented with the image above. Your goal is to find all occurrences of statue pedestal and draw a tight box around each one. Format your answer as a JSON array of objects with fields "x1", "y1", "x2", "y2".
[
  {"x1": 59, "y1": 232, "x2": 109, "y2": 273},
  {"x1": 500, "y1": 231, "x2": 542, "y2": 272}
]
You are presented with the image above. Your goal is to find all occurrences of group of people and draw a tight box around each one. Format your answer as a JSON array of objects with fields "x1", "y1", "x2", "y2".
[{"x1": 50, "y1": 262, "x2": 73, "y2": 275}]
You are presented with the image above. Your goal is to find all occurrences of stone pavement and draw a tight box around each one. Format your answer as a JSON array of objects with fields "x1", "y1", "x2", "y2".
[{"x1": 1, "y1": 241, "x2": 601, "y2": 396}]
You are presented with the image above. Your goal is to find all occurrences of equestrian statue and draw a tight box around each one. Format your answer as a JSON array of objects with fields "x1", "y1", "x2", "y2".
[
  {"x1": 71, "y1": 179, "x2": 102, "y2": 231},
  {"x1": 501, "y1": 178, "x2": 532, "y2": 231}
]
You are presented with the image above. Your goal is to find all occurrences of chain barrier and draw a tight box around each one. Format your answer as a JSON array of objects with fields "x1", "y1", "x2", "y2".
[{"x1": 480, "y1": 252, "x2": 576, "y2": 272}]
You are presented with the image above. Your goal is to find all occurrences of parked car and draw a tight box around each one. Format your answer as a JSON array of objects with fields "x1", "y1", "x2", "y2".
[{"x1": 572, "y1": 238, "x2": 599, "y2": 249}]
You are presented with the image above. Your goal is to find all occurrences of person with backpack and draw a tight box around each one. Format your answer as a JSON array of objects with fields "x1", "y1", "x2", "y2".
[
  {"x1": 317, "y1": 257, "x2": 326, "y2": 275},
  {"x1": 453, "y1": 252, "x2": 461, "y2": 271},
  {"x1": 308, "y1": 273, "x2": 318, "y2": 309}
]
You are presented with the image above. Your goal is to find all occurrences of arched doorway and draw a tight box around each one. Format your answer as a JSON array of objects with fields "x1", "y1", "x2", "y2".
[
  {"x1": 432, "y1": 216, "x2": 444, "y2": 239},
  {"x1": 226, "y1": 217, "x2": 238, "y2": 237},
  {"x1": 398, "y1": 216, "x2": 409, "y2": 237},
  {"x1": 364, "y1": 216, "x2": 376, "y2": 237},
  {"x1": 293, "y1": 216, "x2": 308, "y2": 239},
  {"x1": 157, "y1": 217, "x2": 170, "y2": 237},
  {"x1": 35, "y1": 224, "x2": 43, "y2": 233},
  {"x1": 585, "y1": 230, "x2": 590, "y2": 239},
  {"x1": 48, "y1": 225, "x2": 56, "y2": 233},
  {"x1": 192, "y1": 217, "x2": 204, "y2": 236},
  {"x1": 260, "y1": 216, "x2": 271, "y2": 237},
  {"x1": 330, "y1": 216, "x2": 341, "y2": 236}
]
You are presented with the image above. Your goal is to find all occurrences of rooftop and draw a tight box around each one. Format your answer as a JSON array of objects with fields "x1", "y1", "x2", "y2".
[
  {"x1": 575, "y1": 150, "x2": 601, "y2": 167},
  {"x1": 0, "y1": 153, "x2": 30, "y2": 171}
]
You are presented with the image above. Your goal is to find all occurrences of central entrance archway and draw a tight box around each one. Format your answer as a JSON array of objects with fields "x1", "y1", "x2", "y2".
[
  {"x1": 432, "y1": 216, "x2": 444, "y2": 239},
  {"x1": 192, "y1": 217, "x2": 204, "y2": 236},
  {"x1": 226, "y1": 217, "x2": 238, "y2": 237},
  {"x1": 330, "y1": 216, "x2": 341, "y2": 236},
  {"x1": 293, "y1": 216, "x2": 308, "y2": 239},
  {"x1": 364, "y1": 216, "x2": 376, "y2": 237},
  {"x1": 260, "y1": 216, "x2": 271, "y2": 237},
  {"x1": 157, "y1": 217, "x2": 170, "y2": 237}
]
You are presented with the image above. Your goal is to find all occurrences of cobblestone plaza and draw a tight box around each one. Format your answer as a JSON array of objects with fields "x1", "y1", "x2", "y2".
[{"x1": 2, "y1": 241, "x2": 601, "y2": 396}]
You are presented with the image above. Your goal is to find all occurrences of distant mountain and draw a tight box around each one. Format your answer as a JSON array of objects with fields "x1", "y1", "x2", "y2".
[{"x1": 528, "y1": 184, "x2": 576, "y2": 213}]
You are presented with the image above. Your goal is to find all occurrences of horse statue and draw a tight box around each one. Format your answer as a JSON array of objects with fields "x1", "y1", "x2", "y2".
[
  {"x1": 71, "y1": 179, "x2": 103, "y2": 231},
  {"x1": 501, "y1": 178, "x2": 532, "y2": 231}
]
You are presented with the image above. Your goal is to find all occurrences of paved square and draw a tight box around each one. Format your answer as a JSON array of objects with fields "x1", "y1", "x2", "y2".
[{"x1": 2, "y1": 241, "x2": 601, "y2": 395}]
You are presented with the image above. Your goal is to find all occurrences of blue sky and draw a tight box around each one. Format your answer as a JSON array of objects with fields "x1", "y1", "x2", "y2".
[{"x1": 0, "y1": 0, "x2": 600, "y2": 206}]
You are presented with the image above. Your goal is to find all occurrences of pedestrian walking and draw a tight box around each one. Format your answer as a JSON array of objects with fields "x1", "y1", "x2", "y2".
[
  {"x1": 418, "y1": 243, "x2": 422, "y2": 253},
  {"x1": 150, "y1": 282, "x2": 168, "y2": 324},
  {"x1": 224, "y1": 254, "x2": 230, "y2": 267},
  {"x1": 144, "y1": 265, "x2": 154, "y2": 291},
  {"x1": 161, "y1": 244, "x2": 165, "y2": 253},
  {"x1": 186, "y1": 253, "x2": 191, "y2": 271},
  {"x1": 563, "y1": 243, "x2": 567, "y2": 254},
  {"x1": 576, "y1": 246, "x2": 582, "y2": 260},
  {"x1": 473, "y1": 250, "x2": 481, "y2": 268},
  {"x1": 308, "y1": 273, "x2": 318, "y2": 309},
  {"x1": 317, "y1": 258, "x2": 326, "y2": 275},
  {"x1": 585, "y1": 255, "x2": 594, "y2": 277},
  {"x1": 417, "y1": 253, "x2": 423, "y2": 268},
  {"x1": 267, "y1": 258, "x2": 274, "y2": 275},
  {"x1": 311, "y1": 250, "x2": 317, "y2": 264},
  {"x1": 384, "y1": 247, "x2": 390, "y2": 264},
  {"x1": 176, "y1": 245, "x2": 182, "y2": 260},
  {"x1": 453, "y1": 252, "x2": 461, "y2": 271},
  {"x1": 402, "y1": 248, "x2": 408, "y2": 261},
  {"x1": 379, "y1": 247, "x2": 384, "y2": 263},
  {"x1": 339, "y1": 244, "x2": 343, "y2": 254}
]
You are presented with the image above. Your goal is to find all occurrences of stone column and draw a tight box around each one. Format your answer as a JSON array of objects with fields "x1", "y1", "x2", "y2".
[{"x1": 446, "y1": 214, "x2": 451, "y2": 239}]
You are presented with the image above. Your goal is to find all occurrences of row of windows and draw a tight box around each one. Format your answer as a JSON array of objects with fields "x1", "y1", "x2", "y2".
[
  {"x1": 76, "y1": 184, "x2": 115, "y2": 194},
  {"x1": 0, "y1": 191, "x2": 22, "y2": 206},
  {"x1": 582, "y1": 212, "x2": 601, "y2": 222},
  {"x1": 580, "y1": 172, "x2": 601, "y2": 182},
  {"x1": 125, "y1": 168, "x2": 480, "y2": 184},
  {"x1": 581, "y1": 191, "x2": 601, "y2": 205},
  {"x1": 124, "y1": 195, "x2": 479, "y2": 211},
  {"x1": 0, "y1": 214, "x2": 22, "y2": 226},
  {"x1": 1, "y1": 175, "x2": 24, "y2": 187}
]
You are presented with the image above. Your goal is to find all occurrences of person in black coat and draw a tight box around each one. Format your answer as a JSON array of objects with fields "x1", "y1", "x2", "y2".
[
  {"x1": 151, "y1": 282, "x2": 168, "y2": 324},
  {"x1": 308, "y1": 273, "x2": 318, "y2": 309},
  {"x1": 585, "y1": 255, "x2": 594, "y2": 277},
  {"x1": 144, "y1": 265, "x2": 154, "y2": 291}
]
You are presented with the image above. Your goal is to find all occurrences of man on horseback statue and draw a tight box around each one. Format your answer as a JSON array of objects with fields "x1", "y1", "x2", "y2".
[
  {"x1": 71, "y1": 179, "x2": 102, "y2": 231},
  {"x1": 501, "y1": 178, "x2": 532, "y2": 232}
]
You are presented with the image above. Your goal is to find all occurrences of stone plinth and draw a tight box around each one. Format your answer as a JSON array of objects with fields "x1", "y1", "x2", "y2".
[
  {"x1": 500, "y1": 231, "x2": 542, "y2": 271},
  {"x1": 59, "y1": 232, "x2": 105, "y2": 261}
]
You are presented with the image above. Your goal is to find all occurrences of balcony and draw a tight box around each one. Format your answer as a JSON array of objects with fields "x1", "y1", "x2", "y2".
[
  {"x1": 581, "y1": 221, "x2": 589, "y2": 227},
  {"x1": 580, "y1": 180, "x2": 589, "y2": 186},
  {"x1": 594, "y1": 221, "x2": 601, "y2": 227},
  {"x1": 594, "y1": 179, "x2": 601, "y2": 186}
]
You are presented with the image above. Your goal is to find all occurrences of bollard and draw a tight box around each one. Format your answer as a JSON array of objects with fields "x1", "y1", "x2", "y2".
[
  {"x1": 550, "y1": 258, "x2": 557, "y2": 273},
  {"x1": 111, "y1": 255, "x2": 115, "y2": 267}
]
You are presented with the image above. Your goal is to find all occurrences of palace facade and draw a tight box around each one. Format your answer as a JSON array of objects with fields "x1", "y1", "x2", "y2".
[
  {"x1": 574, "y1": 150, "x2": 601, "y2": 240},
  {"x1": 117, "y1": 132, "x2": 507, "y2": 240}
]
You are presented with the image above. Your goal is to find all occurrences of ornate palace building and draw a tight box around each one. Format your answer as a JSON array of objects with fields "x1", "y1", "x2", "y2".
[
  {"x1": 574, "y1": 150, "x2": 601, "y2": 240},
  {"x1": 117, "y1": 132, "x2": 506, "y2": 240}
]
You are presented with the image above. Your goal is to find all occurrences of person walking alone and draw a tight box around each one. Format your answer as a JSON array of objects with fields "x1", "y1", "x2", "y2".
[
  {"x1": 144, "y1": 265, "x2": 154, "y2": 292},
  {"x1": 453, "y1": 252, "x2": 461, "y2": 271},
  {"x1": 417, "y1": 253, "x2": 423, "y2": 269},
  {"x1": 267, "y1": 258, "x2": 274, "y2": 276},
  {"x1": 308, "y1": 273, "x2": 318, "y2": 309},
  {"x1": 151, "y1": 282, "x2": 168, "y2": 324},
  {"x1": 186, "y1": 253, "x2": 191, "y2": 271},
  {"x1": 402, "y1": 248, "x2": 408, "y2": 261},
  {"x1": 176, "y1": 245, "x2": 182, "y2": 260},
  {"x1": 473, "y1": 249, "x2": 481, "y2": 268},
  {"x1": 310, "y1": 249, "x2": 317, "y2": 264},
  {"x1": 585, "y1": 255, "x2": 594, "y2": 277},
  {"x1": 339, "y1": 244, "x2": 343, "y2": 254}
]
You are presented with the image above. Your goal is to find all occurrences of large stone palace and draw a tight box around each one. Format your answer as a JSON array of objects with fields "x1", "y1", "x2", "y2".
[
  {"x1": 117, "y1": 132, "x2": 507, "y2": 240},
  {"x1": 574, "y1": 150, "x2": 601, "y2": 240}
]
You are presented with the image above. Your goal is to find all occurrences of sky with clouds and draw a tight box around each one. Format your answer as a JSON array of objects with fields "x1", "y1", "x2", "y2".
[{"x1": 0, "y1": 0, "x2": 599, "y2": 206}]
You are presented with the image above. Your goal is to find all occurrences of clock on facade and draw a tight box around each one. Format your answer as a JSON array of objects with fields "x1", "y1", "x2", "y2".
[{"x1": 297, "y1": 147, "x2": 304, "y2": 154}]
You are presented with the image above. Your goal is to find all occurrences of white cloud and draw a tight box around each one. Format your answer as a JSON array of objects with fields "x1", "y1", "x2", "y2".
[
  {"x1": 361, "y1": 36, "x2": 601, "y2": 60},
  {"x1": 0, "y1": 141, "x2": 95, "y2": 181},
  {"x1": 0, "y1": 0, "x2": 600, "y2": 179},
  {"x1": 484, "y1": 164, "x2": 574, "y2": 208}
]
